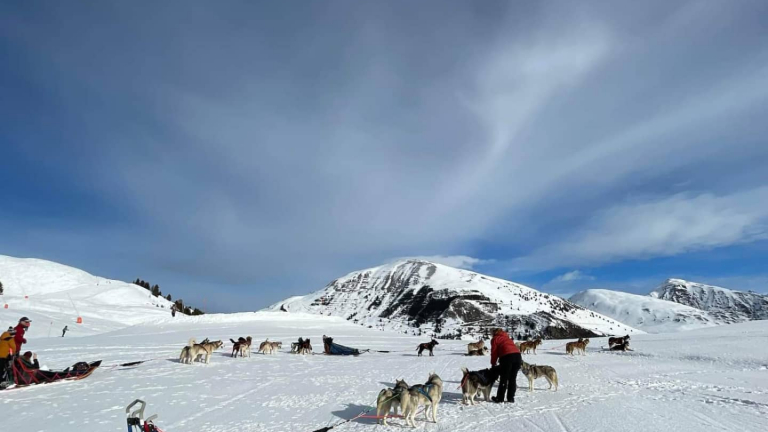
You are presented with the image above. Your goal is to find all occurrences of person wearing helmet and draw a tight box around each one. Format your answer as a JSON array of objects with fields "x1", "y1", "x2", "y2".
[{"x1": 14, "y1": 317, "x2": 31, "y2": 356}]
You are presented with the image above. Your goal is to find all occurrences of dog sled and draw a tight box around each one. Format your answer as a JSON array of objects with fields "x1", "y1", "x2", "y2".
[
  {"x1": 323, "y1": 336, "x2": 364, "y2": 356},
  {"x1": 2, "y1": 357, "x2": 102, "y2": 390}
]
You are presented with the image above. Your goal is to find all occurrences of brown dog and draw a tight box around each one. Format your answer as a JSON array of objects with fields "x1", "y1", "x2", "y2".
[
  {"x1": 230, "y1": 336, "x2": 252, "y2": 358},
  {"x1": 565, "y1": 338, "x2": 589, "y2": 356},
  {"x1": 520, "y1": 338, "x2": 542, "y2": 355}
]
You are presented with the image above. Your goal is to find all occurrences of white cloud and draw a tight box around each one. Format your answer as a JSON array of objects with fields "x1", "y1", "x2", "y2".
[
  {"x1": 515, "y1": 188, "x2": 768, "y2": 271},
  {"x1": 551, "y1": 270, "x2": 594, "y2": 283},
  {"x1": 399, "y1": 255, "x2": 494, "y2": 270}
]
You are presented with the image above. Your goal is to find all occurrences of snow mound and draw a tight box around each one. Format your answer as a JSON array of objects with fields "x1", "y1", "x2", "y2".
[{"x1": 0, "y1": 255, "x2": 174, "y2": 338}]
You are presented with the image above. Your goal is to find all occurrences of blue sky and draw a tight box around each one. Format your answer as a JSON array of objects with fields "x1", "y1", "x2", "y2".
[{"x1": 2, "y1": 1, "x2": 767, "y2": 312}]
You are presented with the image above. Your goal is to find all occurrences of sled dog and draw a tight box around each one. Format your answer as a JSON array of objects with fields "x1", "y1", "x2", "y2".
[
  {"x1": 230, "y1": 336, "x2": 252, "y2": 358},
  {"x1": 608, "y1": 335, "x2": 630, "y2": 348},
  {"x1": 460, "y1": 366, "x2": 499, "y2": 405},
  {"x1": 609, "y1": 341, "x2": 632, "y2": 351},
  {"x1": 519, "y1": 338, "x2": 542, "y2": 355},
  {"x1": 375, "y1": 379, "x2": 410, "y2": 426},
  {"x1": 466, "y1": 339, "x2": 485, "y2": 354},
  {"x1": 292, "y1": 338, "x2": 312, "y2": 354},
  {"x1": 416, "y1": 339, "x2": 439, "y2": 357},
  {"x1": 403, "y1": 373, "x2": 443, "y2": 427},
  {"x1": 258, "y1": 340, "x2": 282, "y2": 355},
  {"x1": 180, "y1": 338, "x2": 223, "y2": 364},
  {"x1": 565, "y1": 338, "x2": 589, "y2": 356},
  {"x1": 521, "y1": 361, "x2": 558, "y2": 392},
  {"x1": 466, "y1": 347, "x2": 489, "y2": 356}
]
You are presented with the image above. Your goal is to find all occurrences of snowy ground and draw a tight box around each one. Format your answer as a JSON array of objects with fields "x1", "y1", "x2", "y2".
[{"x1": 1, "y1": 312, "x2": 767, "y2": 432}]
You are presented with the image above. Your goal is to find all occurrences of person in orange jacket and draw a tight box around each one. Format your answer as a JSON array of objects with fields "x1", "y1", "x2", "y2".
[
  {"x1": 0, "y1": 327, "x2": 17, "y2": 388},
  {"x1": 490, "y1": 328, "x2": 522, "y2": 403}
]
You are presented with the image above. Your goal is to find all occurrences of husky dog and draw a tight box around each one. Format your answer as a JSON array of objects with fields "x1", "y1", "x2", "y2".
[
  {"x1": 565, "y1": 338, "x2": 589, "y2": 356},
  {"x1": 460, "y1": 366, "x2": 499, "y2": 405},
  {"x1": 180, "y1": 338, "x2": 224, "y2": 364},
  {"x1": 296, "y1": 338, "x2": 312, "y2": 354},
  {"x1": 258, "y1": 340, "x2": 282, "y2": 354},
  {"x1": 521, "y1": 361, "x2": 558, "y2": 392},
  {"x1": 375, "y1": 379, "x2": 410, "y2": 426},
  {"x1": 403, "y1": 373, "x2": 443, "y2": 427},
  {"x1": 467, "y1": 339, "x2": 485, "y2": 354},
  {"x1": 608, "y1": 335, "x2": 630, "y2": 348},
  {"x1": 519, "y1": 338, "x2": 543, "y2": 355},
  {"x1": 195, "y1": 339, "x2": 224, "y2": 363},
  {"x1": 179, "y1": 341, "x2": 193, "y2": 364},
  {"x1": 609, "y1": 340, "x2": 632, "y2": 351},
  {"x1": 466, "y1": 347, "x2": 489, "y2": 356},
  {"x1": 230, "y1": 336, "x2": 252, "y2": 358},
  {"x1": 416, "y1": 339, "x2": 439, "y2": 357}
]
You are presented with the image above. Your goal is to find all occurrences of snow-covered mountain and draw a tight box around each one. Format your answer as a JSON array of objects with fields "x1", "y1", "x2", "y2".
[
  {"x1": 570, "y1": 278, "x2": 768, "y2": 333},
  {"x1": 271, "y1": 259, "x2": 641, "y2": 340},
  {"x1": 650, "y1": 278, "x2": 768, "y2": 321},
  {"x1": 0, "y1": 255, "x2": 175, "y2": 337},
  {"x1": 569, "y1": 289, "x2": 724, "y2": 333}
]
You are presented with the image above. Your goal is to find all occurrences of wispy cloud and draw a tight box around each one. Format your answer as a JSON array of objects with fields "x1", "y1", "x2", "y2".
[
  {"x1": 396, "y1": 255, "x2": 494, "y2": 270},
  {"x1": 2, "y1": 1, "x2": 768, "y2": 310},
  {"x1": 551, "y1": 270, "x2": 595, "y2": 283},
  {"x1": 515, "y1": 188, "x2": 768, "y2": 272}
]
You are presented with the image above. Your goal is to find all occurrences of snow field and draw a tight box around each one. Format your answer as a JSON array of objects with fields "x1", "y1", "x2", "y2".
[{"x1": 0, "y1": 312, "x2": 766, "y2": 432}]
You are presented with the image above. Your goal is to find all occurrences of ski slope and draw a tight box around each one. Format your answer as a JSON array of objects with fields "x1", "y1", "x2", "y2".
[
  {"x1": 0, "y1": 255, "x2": 175, "y2": 338},
  {"x1": 1, "y1": 311, "x2": 766, "y2": 432}
]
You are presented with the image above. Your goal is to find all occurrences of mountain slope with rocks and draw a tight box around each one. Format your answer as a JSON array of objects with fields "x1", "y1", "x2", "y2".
[
  {"x1": 271, "y1": 260, "x2": 641, "y2": 340},
  {"x1": 650, "y1": 278, "x2": 768, "y2": 322}
]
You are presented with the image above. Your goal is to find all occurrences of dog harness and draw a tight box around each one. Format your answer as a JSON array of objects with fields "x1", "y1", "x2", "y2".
[{"x1": 416, "y1": 384, "x2": 433, "y2": 403}]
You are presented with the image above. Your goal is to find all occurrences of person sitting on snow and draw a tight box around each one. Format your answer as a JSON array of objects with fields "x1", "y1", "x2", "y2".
[{"x1": 19, "y1": 351, "x2": 40, "y2": 370}]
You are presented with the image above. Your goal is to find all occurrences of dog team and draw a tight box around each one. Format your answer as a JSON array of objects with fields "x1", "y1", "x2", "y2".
[
  {"x1": 177, "y1": 329, "x2": 632, "y2": 427},
  {"x1": 377, "y1": 330, "x2": 634, "y2": 426},
  {"x1": 178, "y1": 336, "x2": 295, "y2": 364}
]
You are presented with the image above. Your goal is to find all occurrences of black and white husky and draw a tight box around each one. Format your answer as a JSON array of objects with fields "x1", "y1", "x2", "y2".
[
  {"x1": 403, "y1": 373, "x2": 443, "y2": 427},
  {"x1": 460, "y1": 366, "x2": 499, "y2": 405},
  {"x1": 521, "y1": 361, "x2": 558, "y2": 392},
  {"x1": 375, "y1": 379, "x2": 410, "y2": 426}
]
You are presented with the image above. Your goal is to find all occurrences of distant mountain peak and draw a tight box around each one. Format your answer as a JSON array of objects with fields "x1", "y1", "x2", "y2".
[
  {"x1": 650, "y1": 278, "x2": 768, "y2": 321},
  {"x1": 271, "y1": 260, "x2": 641, "y2": 340}
]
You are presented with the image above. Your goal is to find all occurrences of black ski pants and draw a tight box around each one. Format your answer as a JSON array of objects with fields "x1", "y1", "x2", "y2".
[{"x1": 496, "y1": 352, "x2": 522, "y2": 402}]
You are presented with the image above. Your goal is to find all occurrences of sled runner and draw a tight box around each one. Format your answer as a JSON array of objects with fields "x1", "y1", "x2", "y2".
[{"x1": 5, "y1": 358, "x2": 102, "y2": 389}]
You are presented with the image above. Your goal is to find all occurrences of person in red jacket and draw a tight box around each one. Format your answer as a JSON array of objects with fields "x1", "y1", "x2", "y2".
[
  {"x1": 490, "y1": 328, "x2": 522, "y2": 403},
  {"x1": 14, "y1": 317, "x2": 31, "y2": 357}
]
